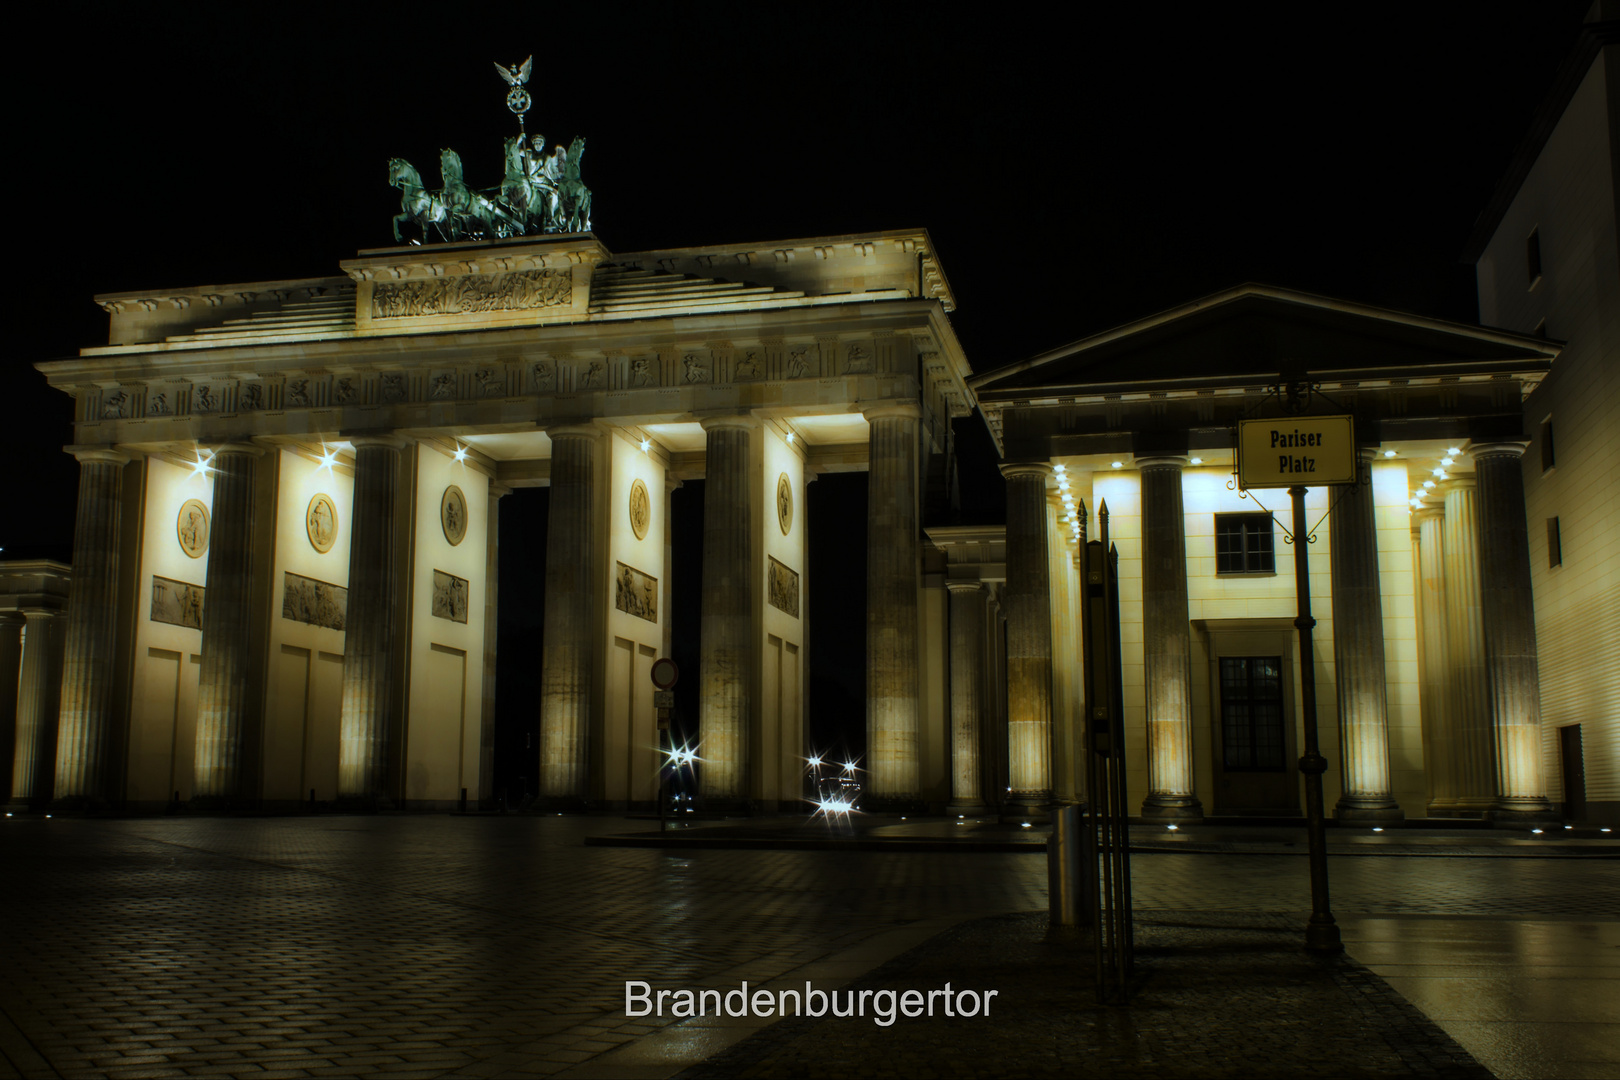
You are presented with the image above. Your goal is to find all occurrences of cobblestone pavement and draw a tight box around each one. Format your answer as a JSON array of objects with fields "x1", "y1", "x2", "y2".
[
  {"x1": 0, "y1": 814, "x2": 1615, "y2": 1079},
  {"x1": 677, "y1": 911, "x2": 1492, "y2": 1080}
]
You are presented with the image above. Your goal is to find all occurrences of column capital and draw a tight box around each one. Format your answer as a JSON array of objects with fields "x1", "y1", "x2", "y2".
[
  {"x1": 698, "y1": 412, "x2": 760, "y2": 432},
  {"x1": 1411, "y1": 505, "x2": 1445, "y2": 528},
  {"x1": 344, "y1": 432, "x2": 410, "y2": 451},
  {"x1": 1470, "y1": 440, "x2": 1530, "y2": 462},
  {"x1": 201, "y1": 441, "x2": 266, "y2": 458},
  {"x1": 1135, "y1": 454, "x2": 1189, "y2": 471},
  {"x1": 65, "y1": 446, "x2": 130, "y2": 467},
  {"x1": 541, "y1": 421, "x2": 604, "y2": 440},
  {"x1": 999, "y1": 461, "x2": 1052, "y2": 481},
  {"x1": 946, "y1": 580, "x2": 986, "y2": 595},
  {"x1": 1439, "y1": 476, "x2": 1477, "y2": 497},
  {"x1": 489, "y1": 483, "x2": 513, "y2": 500},
  {"x1": 1356, "y1": 446, "x2": 1383, "y2": 465},
  {"x1": 862, "y1": 402, "x2": 922, "y2": 423}
]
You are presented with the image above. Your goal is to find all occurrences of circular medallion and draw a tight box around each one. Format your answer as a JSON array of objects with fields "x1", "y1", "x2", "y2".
[
  {"x1": 177, "y1": 499, "x2": 210, "y2": 558},
  {"x1": 776, "y1": 473, "x2": 793, "y2": 535},
  {"x1": 305, "y1": 493, "x2": 338, "y2": 554},
  {"x1": 628, "y1": 478, "x2": 651, "y2": 541},
  {"x1": 441, "y1": 485, "x2": 468, "y2": 546}
]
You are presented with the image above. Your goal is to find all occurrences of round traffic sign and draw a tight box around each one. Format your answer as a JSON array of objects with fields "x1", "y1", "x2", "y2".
[{"x1": 650, "y1": 657, "x2": 679, "y2": 690}]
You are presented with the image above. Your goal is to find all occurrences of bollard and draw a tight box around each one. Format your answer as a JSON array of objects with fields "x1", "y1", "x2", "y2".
[
  {"x1": 1047, "y1": 804, "x2": 1085, "y2": 928},
  {"x1": 459, "y1": 787, "x2": 468, "y2": 814}
]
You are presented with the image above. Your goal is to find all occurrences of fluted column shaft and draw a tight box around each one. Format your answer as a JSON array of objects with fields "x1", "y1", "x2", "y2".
[
  {"x1": 540, "y1": 428, "x2": 600, "y2": 801},
  {"x1": 193, "y1": 444, "x2": 263, "y2": 803},
  {"x1": 946, "y1": 582, "x2": 987, "y2": 811},
  {"x1": 699, "y1": 416, "x2": 756, "y2": 802},
  {"x1": 338, "y1": 436, "x2": 407, "y2": 802},
  {"x1": 1475, "y1": 443, "x2": 1555, "y2": 819},
  {"x1": 1414, "y1": 508, "x2": 1456, "y2": 812},
  {"x1": 1140, "y1": 457, "x2": 1202, "y2": 819},
  {"x1": 54, "y1": 448, "x2": 129, "y2": 805},
  {"x1": 867, "y1": 406, "x2": 922, "y2": 801},
  {"x1": 1003, "y1": 463, "x2": 1052, "y2": 809},
  {"x1": 11, "y1": 610, "x2": 62, "y2": 807},
  {"x1": 1330, "y1": 449, "x2": 1402, "y2": 820},
  {"x1": 480, "y1": 484, "x2": 509, "y2": 806},
  {"x1": 0, "y1": 614, "x2": 21, "y2": 802},
  {"x1": 1442, "y1": 479, "x2": 1494, "y2": 811}
]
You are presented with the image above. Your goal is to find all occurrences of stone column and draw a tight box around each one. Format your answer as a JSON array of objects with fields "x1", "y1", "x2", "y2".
[
  {"x1": 337, "y1": 435, "x2": 407, "y2": 805},
  {"x1": 192, "y1": 444, "x2": 264, "y2": 806},
  {"x1": 1046, "y1": 492, "x2": 1080, "y2": 805},
  {"x1": 699, "y1": 415, "x2": 756, "y2": 803},
  {"x1": 0, "y1": 613, "x2": 21, "y2": 802},
  {"x1": 540, "y1": 426, "x2": 601, "y2": 802},
  {"x1": 946, "y1": 582, "x2": 987, "y2": 813},
  {"x1": 866, "y1": 404, "x2": 922, "y2": 803},
  {"x1": 1139, "y1": 456, "x2": 1202, "y2": 820},
  {"x1": 479, "y1": 484, "x2": 510, "y2": 808},
  {"x1": 1002, "y1": 462, "x2": 1052, "y2": 814},
  {"x1": 1330, "y1": 449, "x2": 1403, "y2": 822},
  {"x1": 1413, "y1": 507, "x2": 1457, "y2": 814},
  {"x1": 9, "y1": 610, "x2": 62, "y2": 809},
  {"x1": 1442, "y1": 478, "x2": 1494, "y2": 813},
  {"x1": 53, "y1": 448, "x2": 130, "y2": 808},
  {"x1": 662, "y1": 477, "x2": 680, "y2": 662},
  {"x1": 1474, "y1": 443, "x2": 1557, "y2": 822}
]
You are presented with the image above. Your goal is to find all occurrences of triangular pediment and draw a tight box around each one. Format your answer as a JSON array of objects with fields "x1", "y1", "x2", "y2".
[{"x1": 971, "y1": 284, "x2": 1558, "y2": 399}]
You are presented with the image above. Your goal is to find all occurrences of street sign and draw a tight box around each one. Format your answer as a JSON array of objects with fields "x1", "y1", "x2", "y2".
[
  {"x1": 650, "y1": 658, "x2": 679, "y2": 690},
  {"x1": 1236, "y1": 415, "x2": 1356, "y2": 489},
  {"x1": 653, "y1": 690, "x2": 674, "y2": 709}
]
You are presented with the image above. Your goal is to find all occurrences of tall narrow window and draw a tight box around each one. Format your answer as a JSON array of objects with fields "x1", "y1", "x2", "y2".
[
  {"x1": 1215, "y1": 513, "x2": 1275, "y2": 574},
  {"x1": 1220, "y1": 656, "x2": 1285, "y2": 771},
  {"x1": 1548, "y1": 517, "x2": 1562, "y2": 568},
  {"x1": 1527, "y1": 227, "x2": 1542, "y2": 285},
  {"x1": 1541, "y1": 418, "x2": 1555, "y2": 472}
]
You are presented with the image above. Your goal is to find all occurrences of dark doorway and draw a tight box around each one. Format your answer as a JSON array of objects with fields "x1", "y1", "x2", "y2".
[{"x1": 1559, "y1": 724, "x2": 1586, "y2": 822}]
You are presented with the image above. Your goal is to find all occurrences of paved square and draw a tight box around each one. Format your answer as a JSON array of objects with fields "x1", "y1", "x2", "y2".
[{"x1": 0, "y1": 815, "x2": 1614, "y2": 1078}]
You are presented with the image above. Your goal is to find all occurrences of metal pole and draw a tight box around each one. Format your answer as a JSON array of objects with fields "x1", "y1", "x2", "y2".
[{"x1": 1291, "y1": 485, "x2": 1343, "y2": 954}]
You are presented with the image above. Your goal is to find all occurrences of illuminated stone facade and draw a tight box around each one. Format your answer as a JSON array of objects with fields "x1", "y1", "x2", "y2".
[
  {"x1": 971, "y1": 286, "x2": 1563, "y2": 824},
  {"x1": 25, "y1": 230, "x2": 974, "y2": 811}
]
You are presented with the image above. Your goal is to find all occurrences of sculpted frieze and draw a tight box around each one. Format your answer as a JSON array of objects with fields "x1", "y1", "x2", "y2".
[
  {"x1": 787, "y1": 346, "x2": 811, "y2": 378},
  {"x1": 629, "y1": 358, "x2": 653, "y2": 387},
  {"x1": 193, "y1": 385, "x2": 217, "y2": 413},
  {"x1": 682, "y1": 355, "x2": 710, "y2": 384},
  {"x1": 101, "y1": 391, "x2": 128, "y2": 419},
  {"x1": 380, "y1": 375, "x2": 406, "y2": 403},
  {"x1": 148, "y1": 392, "x2": 170, "y2": 416},
  {"x1": 287, "y1": 380, "x2": 311, "y2": 407},
  {"x1": 532, "y1": 359, "x2": 556, "y2": 392},
  {"x1": 370, "y1": 267, "x2": 573, "y2": 319},
  {"x1": 240, "y1": 383, "x2": 264, "y2": 410}
]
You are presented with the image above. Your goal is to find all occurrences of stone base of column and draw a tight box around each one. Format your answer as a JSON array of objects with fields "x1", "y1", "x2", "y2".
[
  {"x1": 1335, "y1": 798, "x2": 1406, "y2": 824},
  {"x1": 1485, "y1": 799, "x2": 1559, "y2": 827},
  {"x1": 1001, "y1": 796, "x2": 1050, "y2": 823},
  {"x1": 1454, "y1": 795, "x2": 1496, "y2": 814},
  {"x1": 945, "y1": 799, "x2": 987, "y2": 817},
  {"x1": 1140, "y1": 795, "x2": 1204, "y2": 822},
  {"x1": 47, "y1": 794, "x2": 107, "y2": 815},
  {"x1": 4, "y1": 800, "x2": 40, "y2": 815}
]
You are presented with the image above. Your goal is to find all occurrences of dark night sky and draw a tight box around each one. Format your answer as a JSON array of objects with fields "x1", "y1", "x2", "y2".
[{"x1": 3, "y1": 3, "x2": 1594, "y2": 792}]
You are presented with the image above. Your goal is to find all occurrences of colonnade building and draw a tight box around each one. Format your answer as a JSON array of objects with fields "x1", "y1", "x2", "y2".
[
  {"x1": 4, "y1": 224, "x2": 1586, "y2": 826},
  {"x1": 11, "y1": 230, "x2": 980, "y2": 812}
]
